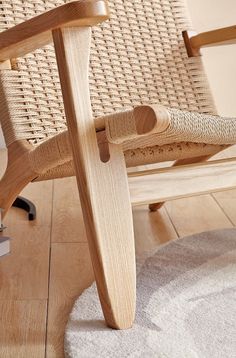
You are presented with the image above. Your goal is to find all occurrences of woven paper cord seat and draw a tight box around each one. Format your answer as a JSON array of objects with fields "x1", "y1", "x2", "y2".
[
  {"x1": 0, "y1": 0, "x2": 231, "y2": 183},
  {"x1": 28, "y1": 105, "x2": 235, "y2": 181}
]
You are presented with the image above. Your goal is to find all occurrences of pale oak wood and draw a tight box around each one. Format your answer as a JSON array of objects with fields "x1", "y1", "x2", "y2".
[
  {"x1": 0, "y1": 0, "x2": 109, "y2": 61},
  {"x1": 0, "y1": 104, "x2": 169, "y2": 216},
  {"x1": 0, "y1": 149, "x2": 235, "y2": 355},
  {"x1": 183, "y1": 25, "x2": 236, "y2": 57},
  {"x1": 46, "y1": 243, "x2": 94, "y2": 358},
  {"x1": 129, "y1": 157, "x2": 236, "y2": 206},
  {"x1": 0, "y1": 173, "x2": 52, "y2": 301},
  {"x1": 0, "y1": 300, "x2": 47, "y2": 358},
  {"x1": 149, "y1": 155, "x2": 211, "y2": 211},
  {"x1": 133, "y1": 205, "x2": 178, "y2": 255},
  {"x1": 0, "y1": 140, "x2": 39, "y2": 218},
  {"x1": 47, "y1": 179, "x2": 179, "y2": 357},
  {"x1": 51, "y1": 177, "x2": 87, "y2": 243},
  {"x1": 0, "y1": 223, "x2": 50, "y2": 300},
  {"x1": 0, "y1": 60, "x2": 11, "y2": 69},
  {"x1": 165, "y1": 194, "x2": 233, "y2": 237},
  {"x1": 52, "y1": 27, "x2": 136, "y2": 329},
  {"x1": 213, "y1": 190, "x2": 236, "y2": 226}
]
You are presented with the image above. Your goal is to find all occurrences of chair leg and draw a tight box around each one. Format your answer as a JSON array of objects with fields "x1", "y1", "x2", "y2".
[
  {"x1": 79, "y1": 148, "x2": 136, "y2": 329},
  {"x1": 0, "y1": 141, "x2": 38, "y2": 219},
  {"x1": 149, "y1": 202, "x2": 163, "y2": 212},
  {"x1": 53, "y1": 27, "x2": 136, "y2": 329}
]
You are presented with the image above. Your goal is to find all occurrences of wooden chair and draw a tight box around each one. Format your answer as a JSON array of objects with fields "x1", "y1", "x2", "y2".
[{"x1": 0, "y1": 0, "x2": 236, "y2": 329}]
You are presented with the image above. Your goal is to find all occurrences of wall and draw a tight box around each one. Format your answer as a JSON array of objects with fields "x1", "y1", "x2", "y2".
[
  {"x1": 187, "y1": 0, "x2": 236, "y2": 116},
  {"x1": 0, "y1": 1, "x2": 235, "y2": 148}
]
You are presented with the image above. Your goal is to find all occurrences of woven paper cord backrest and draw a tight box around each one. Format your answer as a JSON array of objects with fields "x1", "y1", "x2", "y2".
[{"x1": 0, "y1": 0, "x2": 217, "y2": 146}]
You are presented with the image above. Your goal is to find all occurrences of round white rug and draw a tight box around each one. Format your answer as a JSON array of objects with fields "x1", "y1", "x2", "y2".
[{"x1": 65, "y1": 229, "x2": 236, "y2": 358}]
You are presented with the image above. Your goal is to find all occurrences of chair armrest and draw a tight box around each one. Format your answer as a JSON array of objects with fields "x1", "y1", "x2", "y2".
[
  {"x1": 183, "y1": 25, "x2": 236, "y2": 57},
  {"x1": 0, "y1": 0, "x2": 109, "y2": 61}
]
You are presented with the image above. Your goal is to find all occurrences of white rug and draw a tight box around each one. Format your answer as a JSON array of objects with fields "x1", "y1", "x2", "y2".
[{"x1": 65, "y1": 229, "x2": 236, "y2": 358}]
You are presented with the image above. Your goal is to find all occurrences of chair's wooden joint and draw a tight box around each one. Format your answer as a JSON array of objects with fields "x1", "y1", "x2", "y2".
[
  {"x1": 104, "y1": 104, "x2": 170, "y2": 145},
  {"x1": 183, "y1": 25, "x2": 236, "y2": 57},
  {"x1": 183, "y1": 30, "x2": 201, "y2": 57},
  {"x1": 0, "y1": 1, "x2": 109, "y2": 61}
]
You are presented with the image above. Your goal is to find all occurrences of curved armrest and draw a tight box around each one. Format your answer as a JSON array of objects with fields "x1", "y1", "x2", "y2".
[
  {"x1": 103, "y1": 104, "x2": 236, "y2": 147},
  {"x1": 183, "y1": 25, "x2": 236, "y2": 57},
  {"x1": 0, "y1": 0, "x2": 109, "y2": 61}
]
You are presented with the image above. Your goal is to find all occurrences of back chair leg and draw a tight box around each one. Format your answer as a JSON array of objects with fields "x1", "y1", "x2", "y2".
[
  {"x1": 149, "y1": 202, "x2": 163, "y2": 212},
  {"x1": 53, "y1": 27, "x2": 136, "y2": 329}
]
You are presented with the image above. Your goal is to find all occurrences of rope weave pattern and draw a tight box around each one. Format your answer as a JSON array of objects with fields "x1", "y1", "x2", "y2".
[
  {"x1": 33, "y1": 141, "x2": 225, "y2": 181},
  {"x1": 162, "y1": 108, "x2": 236, "y2": 145},
  {"x1": 121, "y1": 108, "x2": 236, "y2": 151},
  {"x1": 0, "y1": 0, "x2": 217, "y2": 149}
]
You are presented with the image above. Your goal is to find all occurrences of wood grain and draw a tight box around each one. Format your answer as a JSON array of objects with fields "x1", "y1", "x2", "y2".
[
  {"x1": 53, "y1": 27, "x2": 136, "y2": 329},
  {"x1": 0, "y1": 140, "x2": 39, "y2": 218},
  {"x1": 51, "y1": 177, "x2": 87, "y2": 243},
  {"x1": 0, "y1": 300, "x2": 47, "y2": 358},
  {"x1": 183, "y1": 25, "x2": 236, "y2": 57},
  {"x1": 1, "y1": 145, "x2": 236, "y2": 355},
  {"x1": 0, "y1": 224, "x2": 50, "y2": 300},
  {"x1": 46, "y1": 243, "x2": 94, "y2": 358},
  {"x1": 213, "y1": 189, "x2": 236, "y2": 225},
  {"x1": 133, "y1": 205, "x2": 178, "y2": 255},
  {"x1": 0, "y1": 0, "x2": 109, "y2": 61},
  {"x1": 165, "y1": 194, "x2": 233, "y2": 237},
  {"x1": 129, "y1": 157, "x2": 236, "y2": 206},
  {"x1": 149, "y1": 155, "x2": 211, "y2": 212}
]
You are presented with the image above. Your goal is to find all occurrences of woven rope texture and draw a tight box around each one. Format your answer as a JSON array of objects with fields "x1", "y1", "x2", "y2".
[{"x1": 0, "y1": 0, "x2": 217, "y2": 148}]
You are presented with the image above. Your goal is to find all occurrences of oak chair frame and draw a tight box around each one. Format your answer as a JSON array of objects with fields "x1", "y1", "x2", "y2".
[{"x1": 0, "y1": 0, "x2": 236, "y2": 329}]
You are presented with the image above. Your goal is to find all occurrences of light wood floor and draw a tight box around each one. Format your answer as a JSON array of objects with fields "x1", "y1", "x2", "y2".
[{"x1": 0, "y1": 148, "x2": 236, "y2": 358}]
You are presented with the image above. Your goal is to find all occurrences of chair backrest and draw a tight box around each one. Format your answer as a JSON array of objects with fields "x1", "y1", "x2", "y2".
[{"x1": 0, "y1": 0, "x2": 216, "y2": 147}]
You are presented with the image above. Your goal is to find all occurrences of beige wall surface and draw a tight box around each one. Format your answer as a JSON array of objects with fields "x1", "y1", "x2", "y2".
[
  {"x1": 0, "y1": 1, "x2": 235, "y2": 147},
  {"x1": 187, "y1": 0, "x2": 236, "y2": 116}
]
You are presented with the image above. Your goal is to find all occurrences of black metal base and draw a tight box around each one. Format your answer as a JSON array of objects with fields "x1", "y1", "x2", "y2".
[{"x1": 12, "y1": 196, "x2": 36, "y2": 221}]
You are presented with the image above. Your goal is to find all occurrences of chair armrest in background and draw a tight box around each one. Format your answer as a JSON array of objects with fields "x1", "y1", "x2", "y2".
[
  {"x1": 183, "y1": 25, "x2": 236, "y2": 57},
  {"x1": 0, "y1": 0, "x2": 109, "y2": 61}
]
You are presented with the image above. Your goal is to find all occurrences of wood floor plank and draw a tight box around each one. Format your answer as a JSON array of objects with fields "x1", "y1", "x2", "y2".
[
  {"x1": 0, "y1": 148, "x2": 53, "y2": 226},
  {"x1": 0, "y1": 224, "x2": 50, "y2": 300},
  {"x1": 0, "y1": 300, "x2": 47, "y2": 358},
  {"x1": 133, "y1": 206, "x2": 178, "y2": 255},
  {"x1": 46, "y1": 243, "x2": 94, "y2": 358},
  {"x1": 213, "y1": 189, "x2": 236, "y2": 225},
  {"x1": 0, "y1": 181, "x2": 52, "y2": 300},
  {"x1": 51, "y1": 177, "x2": 87, "y2": 243},
  {"x1": 1, "y1": 147, "x2": 235, "y2": 356},
  {"x1": 19, "y1": 180, "x2": 53, "y2": 227},
  {"x1": 165, "y1": 194, "x2": 233, "y2": 237},
  {"x1": 0, "y1": 149, "x2": 52, "y2": 299}
]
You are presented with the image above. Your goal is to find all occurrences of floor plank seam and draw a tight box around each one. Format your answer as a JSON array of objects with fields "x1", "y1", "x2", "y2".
[
  {"x1": 163, "y1": 205, "x2": 181, "y2": 238},
  {"x1": 45, "y1": 179, "x2": 55, "y2": 358},
  {"x1": 211, "y1": 192, "x2": 235, "y2": 227}
]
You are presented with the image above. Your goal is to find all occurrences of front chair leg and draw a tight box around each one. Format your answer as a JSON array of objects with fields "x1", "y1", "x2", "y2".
[{"x1": 53, "y1": 27, "x2": 136, "y2": 329}]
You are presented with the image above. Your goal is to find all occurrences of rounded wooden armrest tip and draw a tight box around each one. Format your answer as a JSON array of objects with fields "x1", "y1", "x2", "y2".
[
  {"x1": 103, "y1": 104, "x2": 170, "y2": 145},
  {"x1": 134, "y1": 105, "x2": 157, "y2": 135},
  {"x1": 80, "y1": 0, "x2": 110, "y2": 24},
  {"x1": 134, "y1": 104, "x2": 170, "y2": 135}
]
